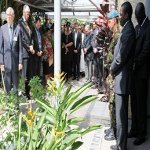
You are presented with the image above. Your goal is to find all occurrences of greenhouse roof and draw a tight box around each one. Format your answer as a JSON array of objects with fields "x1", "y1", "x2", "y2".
[{"x1": 14, "y1": 0, "x2": 115, "y2": 12}]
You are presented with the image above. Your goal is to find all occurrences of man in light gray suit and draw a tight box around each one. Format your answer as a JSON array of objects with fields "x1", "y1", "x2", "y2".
[
  {"x1": 110, "y1": 2, "x2": 135, "y2": 150},
  {"x1": 0, "y1": 7, "x2": 22, "y2": 93},
  {"x1": 83, "y1": 25, "x2": 94, "y2": 82}
]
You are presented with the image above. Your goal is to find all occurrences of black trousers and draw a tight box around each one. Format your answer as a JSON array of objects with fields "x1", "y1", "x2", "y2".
[
  {"x1": 22, "y1": 58, "x2": 31, "y2": 98},
  {"x1": 32, "y1": 56, "x2": 41, "y2": 77},
  {"x1": 130, "y1": 77, "x2": 148, "y2": 139},
  {"x1": 73, "y1": 53, "x2": 80, "y2": 78},
  {"x1": 115, "y1": 93, "x2": 128, "y2": 150},
  {"x1": 93, "y1": 57, "x2": 103, "y2": 89}
]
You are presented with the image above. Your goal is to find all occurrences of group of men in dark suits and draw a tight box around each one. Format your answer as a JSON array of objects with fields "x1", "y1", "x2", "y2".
[
  {"x1": 110, "y1": 2, "x2": 150, "y2": 150},
  {"x1": 0, "y1": 5, "x2": 43, "y2": 100}
]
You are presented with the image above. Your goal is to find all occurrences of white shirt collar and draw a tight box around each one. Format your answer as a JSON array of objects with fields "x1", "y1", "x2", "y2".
[
  {"x1": 141, "y1": 16, "x2": 147, "y2": 27},
  {"x1": 123, "y1": 20, "x2": 130, "y2": 29},
  {"x1": 8, "y1": 24, "x2": 13, "y2": 28},
  {"x1": 23, "y1": 16, "x2": 26, "y2": 23}
]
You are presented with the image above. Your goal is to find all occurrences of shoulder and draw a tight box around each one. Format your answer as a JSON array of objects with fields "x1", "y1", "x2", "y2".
[
  {"x1": 14, "y1": 22, "x2": 21, "y2": 29},
  {"x1": 122, "y1": 21, "x2": 135, "y2": 37},
  {"x1": 18, "y1": 17, "x2": 23, "y2": 24},
  {"x1": 145, "y1": 20, "x2": 150, "y2": 31},
  {"x1": 0, "y1": 24, "x2": 7, "y2": 31}
]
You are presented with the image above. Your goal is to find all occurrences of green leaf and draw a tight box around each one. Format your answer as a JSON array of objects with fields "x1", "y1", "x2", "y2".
[
  {"x1": 17, "y1": 113, "x2": 22, "y2": 150},
  {"x1": 60, "y1": 133, "x2": 81, "y2": 150},
  {"x1": 37, "y1": 111, "x2": 47, "y2": 129},
  {"x1": 61, "y1": 84, "x2": 72, "y2": 103},
  {"x1": 70, "y1": 95, "x2": 98, "y2": 114},
  {"x1": 68, "y1": 117, "x2": 84, "y2": 126},
  {"x1": 65, "y1": 83, "x2": 92, "y2": 109},
  {"x1": 71, "y1": 141, "x2": 83, "y2": 150},
  {"x1": 60, "y1": 83, "x2": 91, "y2": 114},
  {"x1": 35, "y1": 98, "x2": 56, "y2": 119},
  {"x1": 81, "y1": 125, "x2": 102, "y2": 136},
  {"x1": 45, "y1": 114, "x2": 55, "y2": 125},
  {"x1": 46, "y1": 132, "x2": 56, "y2": 150}
]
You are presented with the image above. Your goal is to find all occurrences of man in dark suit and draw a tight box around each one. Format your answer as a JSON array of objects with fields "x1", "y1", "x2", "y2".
[
  {"x1": 31, "y1": 17, "x2": 43, "y2": 78},
  {"x1": 0, "y1": 7, "x2": 22, "y2": 93},
  {"x1": 91, "y1": 21, "x2": 99, "y2": 89},
  {"x1": 72, "y1": 23, "x2": 81, "y2": 80},
  {"x1": 110, "y1": 2, "x2": 135, "y2": 150},
  {"x1": 18, "y1": 5, "x2": 35, "y2": 99},
  {"x1": 129, "y1": 2, "x2": 150, "y2": 145}
]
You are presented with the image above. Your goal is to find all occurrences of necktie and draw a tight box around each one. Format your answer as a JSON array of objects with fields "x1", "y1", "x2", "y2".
[
  {"x1": 37, "y1": 30, "x2": 42, "y2": 50},
  {"x1": 9, "y1": 25, "x2": 13, "y2": 44}
]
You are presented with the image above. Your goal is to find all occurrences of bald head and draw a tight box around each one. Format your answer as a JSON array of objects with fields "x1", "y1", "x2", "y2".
[{"x1": 135, "y1": 2, "x2": 146, "y2": 25}]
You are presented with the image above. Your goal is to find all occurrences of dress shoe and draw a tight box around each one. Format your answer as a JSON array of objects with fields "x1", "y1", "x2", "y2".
[
  {"x1": 104, "y1": 128, "x2": 112, "y2": 135},
  {"x1": 86, "y1": 79, "x2": 91, "y2": 83},
  {"x1": 127, "y1": 131, "x2": 137, "y2": 138},
  {"x1": 91, "y1": 84, "x2": 98, "y2": 89},
  {"x1": 110, "y1": 145, "x2": 118, "y2": 150},
  {"x1": 133, "y1": 138, "x2": 145, "y2": 145},
  {"x1": 104, "y1": 132, "x2": 115, "y2": 141},
  {"x1": 72, "y1": 77, "x2": 76, "y2": 80},
  {"x1": 98, "y1": 89, "x2": 105, "y2": 94}
]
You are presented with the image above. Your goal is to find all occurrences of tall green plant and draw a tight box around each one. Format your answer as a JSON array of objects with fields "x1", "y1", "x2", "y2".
[
  {"x1": 28, "y1": 73, "x2": 101, "y2": 149},
  {"x1": 0, "y1": 74, "x2": 101, "y2": 150}
]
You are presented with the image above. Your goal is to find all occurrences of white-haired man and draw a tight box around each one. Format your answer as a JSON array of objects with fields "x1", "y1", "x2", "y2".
[
  {"x1": 0, "y1": 7, "x2": 23, "y2": 93},
  {"x1": 18, "y1": 5, "x2": 35, "y2": 99}
]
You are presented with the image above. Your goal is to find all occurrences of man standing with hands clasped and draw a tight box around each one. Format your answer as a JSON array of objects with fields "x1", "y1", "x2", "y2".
[
  {"x1": 18, "y1": 5, "x2": 35, "y2": 99},
  {"x1": 0, "y1": 7, "x2": 23, "y2": 94},
  {"x1": 129, "y1": 2, "x2": 150, "y2": 145},
  {"x1": 110, "y1": 2, "x2": 135, "y2": 150}
]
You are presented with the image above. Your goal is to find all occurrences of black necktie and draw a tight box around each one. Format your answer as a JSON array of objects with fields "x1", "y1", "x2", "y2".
[{"x1": 9, "y1": 25, "x2": 13, "y2": 43}]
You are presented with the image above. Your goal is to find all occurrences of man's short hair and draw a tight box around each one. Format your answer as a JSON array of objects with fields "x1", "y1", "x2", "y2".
[
  {"x1": 23, "y1": 5, "x2": 30, "y2": 12},
  {"x1": 135, "y1": 2, "x2": 146, "y2": 17},
  {"x1": 121, "y1": 1, "x2": 133, "y2": 19},
  {"x1": 85, "y1": 25, "x2": 91, "y2": 31},
  {"x1": 35, "y1": 16, "x2": 41, "y2": 23},
  {"x1": 66, "y1": 22, "x2": 71, "y2": 27},
  {"x1": 6, "y1": 7, "x2": 14, "y2": 15}
]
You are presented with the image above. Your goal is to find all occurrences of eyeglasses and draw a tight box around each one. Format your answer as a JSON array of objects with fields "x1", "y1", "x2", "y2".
[{"x1": 6, "y1": 14, "x2": 14, "y2": 16}]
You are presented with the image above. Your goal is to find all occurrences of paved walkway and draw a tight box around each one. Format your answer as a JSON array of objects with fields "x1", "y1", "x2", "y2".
[
  {"x1": 1, "y1": 77, "x2": 150, "y2": 150},
  {"x1": 69, "y1": 77, "x2": 150, "y2": 150}
]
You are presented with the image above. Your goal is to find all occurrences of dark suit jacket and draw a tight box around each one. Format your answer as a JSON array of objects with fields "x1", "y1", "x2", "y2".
[
  {"x1": 73, "y1": 31, "x2": 81, "y2": 54},
  {"x1": 32, "y1": 27, "x2": 43, "y2": 54},
  {"x1": 0, "y1": 23, "x2": 22, "y2": 72},
  {"x1": 18, "y1": 17, "x2": 32, "y2": 58},
  {"x1": 134, "y1": 17, "x2": 150, "y2": 79},
  {"x1": 111, "y1": 20, "x2": 135, "y2": 94}
]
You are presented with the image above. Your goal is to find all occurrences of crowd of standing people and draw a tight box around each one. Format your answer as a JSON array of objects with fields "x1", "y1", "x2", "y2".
[
  {"x1": 61, "y1": 1, "x2": 150, "y2": 150},
  {"x1": 0, "y1": 5, "x2": 54, "y2": 99}
]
